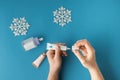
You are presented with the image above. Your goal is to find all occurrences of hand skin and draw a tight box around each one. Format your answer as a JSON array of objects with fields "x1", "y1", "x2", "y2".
[
  {"x1": 47, "y1": 44, "x2": 67, "y2": 80},
  {"x1": 72, "y1": 39, "x2": 104, "y2": 80}
]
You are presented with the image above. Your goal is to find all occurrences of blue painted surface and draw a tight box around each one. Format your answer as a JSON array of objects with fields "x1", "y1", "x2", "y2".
[{"x1": 0, "y1": 0, "x2": 120, "y2": 80}]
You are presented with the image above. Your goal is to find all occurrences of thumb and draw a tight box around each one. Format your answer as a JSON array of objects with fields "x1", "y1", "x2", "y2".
[{"x1": 46, "y1": 50, "x2": 53, "y2": 62}]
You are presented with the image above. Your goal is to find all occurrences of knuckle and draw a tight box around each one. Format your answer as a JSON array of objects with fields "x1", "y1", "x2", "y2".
[
  {"x1": 82, "y1": 60, "x2": 87, "y2": 64},
  {"x1": 84, "y1": 39, "x2": 88, "y2": 44}
]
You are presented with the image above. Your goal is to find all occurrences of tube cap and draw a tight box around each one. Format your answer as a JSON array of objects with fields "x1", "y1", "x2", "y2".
[{"x1": 39, "y1": 37, "x2": 44, "y2": 41}]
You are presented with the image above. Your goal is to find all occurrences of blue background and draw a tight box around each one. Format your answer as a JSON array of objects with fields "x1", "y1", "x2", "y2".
[{"x1": 0, "y1": 0, "x2": 120, "y2": 80}]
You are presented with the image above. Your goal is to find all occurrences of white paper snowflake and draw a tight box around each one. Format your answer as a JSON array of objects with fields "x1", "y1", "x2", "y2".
[
  {"x1": 53, "y1": 6, "x2": 72, "y2": 27},
  {"x1": 10, "y1": 17, "x2": 30, "y2": 36}
]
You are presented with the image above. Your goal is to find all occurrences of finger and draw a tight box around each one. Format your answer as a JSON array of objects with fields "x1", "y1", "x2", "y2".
[
  {"x1": 56, "y1": 43, "x2": 67, "y2": 56},
  {"x1": 81, "y1": 39, "x2": 94, "y2": 54},
  {"x1": 62, "y1": 51, "x2": 67, "y2": 56},
  {"x1": 73, "y1": 43, "x2": 87, "y2": 56},
  {"x1": 79, "y1": 46, "x2": 88, "y2": 56},
  {"x1": 57, "y1": 43, "x2": 66, "y2": 47},
  {"x1": 55, "y1": 45, "x2": 61, "y2": 58},
  {"x1": 75, "y1": 39, "x2": 93, "y2": 54},
  {"x1": 58, "y1": 43, "x2": 66, "y2": 45},
  {"x1": 80, "y1": 50, "x2": 87, "y2": 56},
  {"x1": 72, "y1": 49, "x2": 85, "y2": 63},
  {"x1": 75, "y1": 40, "x2": 84, "y2": 47},
  {"x1": 46, "y1": 50, "x2": 54, "y2": 61}
]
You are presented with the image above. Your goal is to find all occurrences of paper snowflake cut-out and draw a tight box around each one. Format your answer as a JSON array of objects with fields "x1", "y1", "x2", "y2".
[
  {"x1": 10, "y1": 17, "x2": 30, "y2": 36},
  {"x1": 53, "y1": 6, "x2": 72, "y2": 27}
]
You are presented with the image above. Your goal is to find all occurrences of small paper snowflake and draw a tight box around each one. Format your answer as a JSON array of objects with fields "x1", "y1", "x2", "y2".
[
  {"x1": 10, "y1": 17, "x2": 30, "y2": 36},
  {"x1": 53, "y1": 6, "x2": 72, "y2": 27}
]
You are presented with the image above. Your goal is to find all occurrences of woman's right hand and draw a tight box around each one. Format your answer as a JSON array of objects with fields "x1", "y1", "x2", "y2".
[
  {"x1": 72, "y1": 39, "x2": 104, "y2": 80},
  {"x1": 72, "y1": 39, "x2": 97, "y2": 70}
]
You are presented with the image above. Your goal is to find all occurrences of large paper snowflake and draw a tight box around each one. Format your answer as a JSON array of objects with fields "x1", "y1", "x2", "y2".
[
  {"x1": 53, "y1": 6, "x2": 72, "y2": 27},
  {"x1": 10, "y1": 17, "x2": 30, "y2": 36}
]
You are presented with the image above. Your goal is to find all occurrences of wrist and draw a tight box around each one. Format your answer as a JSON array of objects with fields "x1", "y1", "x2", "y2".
[
  {"x1": 88, "y1": 63, "x2": 104, "y2": 80},
  {"x1": 48, "y1": 69, "x2": 59, "y2": 80},
  {"x1": 50, "y1": 71, "x2": 59, "y2": 75},
  {"x1": 49, "y1": 68, "x2": 60, "y2": 75},
  {"x1": 49, "y1": 65, "x2": 61, "y2": 73},
  {"x1": 87, "y1": 63, "x2": 98, "y2": 71}
]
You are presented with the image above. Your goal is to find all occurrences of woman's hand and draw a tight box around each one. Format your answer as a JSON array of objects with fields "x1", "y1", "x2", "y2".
[
  {"x1": 72, "y1": 39, "x2": 104, "y2": 80},
  {"x1": 72, "y1": 39, "x2": 96, "y2": 69},
  {"x1": 47, "y1": 44, "x2": 67, "y2": 80}
]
